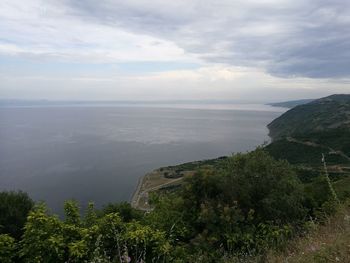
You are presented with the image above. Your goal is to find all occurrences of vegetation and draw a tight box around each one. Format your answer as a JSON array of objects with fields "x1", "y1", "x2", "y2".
[
  {"x1": 296, "y1": 127, "x2": 350, "y2": 156},
  {"x1": 266, "y1": 94, "x2": 350, "y2": 212},
  {"x1": 155, "y1": 149, "x2": 308, "y2": 257},
  {"x1": 160, "y1": 157, "x2": 228, "y2": 179},
  {"x1": 0, "y1": 149, "x2": 345, "y2": 262},
  {"x1": 220, "y1": 201, "x2": 350, "y2": 263},
  {"x1": 268, "y1": 94, "x2": 350, "y2": 140},
  {"x1": 101, "y1": 201, "x2": 143, "y2": 222},
  {"x1": 265, "y1": 138, "x2": 350, "y2": 182},
  {"x1": 263, "y1": 201, "x2": 350, "y2": 263},
  {"x1": 0, "y1": 191, "x2": 34, "y2": 239}
]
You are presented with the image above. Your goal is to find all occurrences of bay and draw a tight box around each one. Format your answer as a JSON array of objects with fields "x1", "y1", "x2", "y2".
[{"x1": 0, "y1": 104, "x2": 285, "y2": 213}]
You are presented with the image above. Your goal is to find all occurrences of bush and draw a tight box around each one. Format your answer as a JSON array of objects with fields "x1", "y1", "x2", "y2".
[
  {"x1": 177, "y1": 148, "x2": 307, "y2": 255},
  {"x1": 0, "y1": 234, "x2": 16, "y2": 263},
  {"x1": 0, "y1": 191, "x2": 34, "y2": 239}
]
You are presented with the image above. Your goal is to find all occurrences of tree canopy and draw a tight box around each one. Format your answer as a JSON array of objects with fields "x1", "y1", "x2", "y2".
[{"x1": 0, "y1": 191, "x2": 34, "y2": 239}]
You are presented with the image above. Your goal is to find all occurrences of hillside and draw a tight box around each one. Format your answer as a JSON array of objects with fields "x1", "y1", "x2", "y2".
[
  {"x1": 268, "y1": 94, "x2": 350, "y2": 141},
  {"x1": 265, "y1": 94, "x2": 350, "y2": 206}
]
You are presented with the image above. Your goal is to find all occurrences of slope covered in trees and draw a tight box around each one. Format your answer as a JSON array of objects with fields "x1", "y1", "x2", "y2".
[
  {"x1": 266, "y1": 94, "x2": 350, "y2": 201},
  {"x1": 268, "y1": 94, "x2": 350, "y2": 141}
]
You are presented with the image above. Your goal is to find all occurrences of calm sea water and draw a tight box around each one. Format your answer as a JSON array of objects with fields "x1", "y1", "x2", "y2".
[{"x1": 0, "y1": 104, "x2": 285, "y2": 213}]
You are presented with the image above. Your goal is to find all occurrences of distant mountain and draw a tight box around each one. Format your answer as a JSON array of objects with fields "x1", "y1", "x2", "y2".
[
  {"x1": 268, "y1": 99, "x2": 314, "y2": 108},
  {"x1": 267, "y1": 94, "x2": 350, "y2": 141}
]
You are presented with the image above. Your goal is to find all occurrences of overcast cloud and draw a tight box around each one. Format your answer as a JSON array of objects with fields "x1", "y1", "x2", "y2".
[{"x1": 0, "y1": 0, "x2": 349, "y2": 101}]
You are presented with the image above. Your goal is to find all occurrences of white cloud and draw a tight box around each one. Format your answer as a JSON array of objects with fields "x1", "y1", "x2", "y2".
[{"x1": 0, "y1": 0, "x2": 193, "y2": 63}]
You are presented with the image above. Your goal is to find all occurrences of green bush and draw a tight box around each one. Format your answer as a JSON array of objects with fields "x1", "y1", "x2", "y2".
[
  {"x1": 0, "y1": 234, "x2": 16, "y2": 263},
  {"x1": 149, "y1": 148, "x2": 308, "y2": 259},
  {"x1": 0, "y1": 191, "x2": 34, "y2": 239}
]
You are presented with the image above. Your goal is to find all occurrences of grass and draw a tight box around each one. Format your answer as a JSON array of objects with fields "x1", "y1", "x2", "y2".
[
  {"x1": 265, "y1": 201, "x2": 350, "y2": 263},
  {"x1": 333, "y1": 177, "x2": 350, "y2": 200},
  {"x1": 224, "y1": 201, "x2": 350, "y2": 262}
]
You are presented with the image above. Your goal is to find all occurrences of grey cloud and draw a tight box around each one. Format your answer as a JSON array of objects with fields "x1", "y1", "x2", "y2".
[
  {"x1": 63, "y1": 0, "x2": 350, "y2": 78},
  {"x1": 64, "y1": 0, "x2": 194, "y2": 35}
]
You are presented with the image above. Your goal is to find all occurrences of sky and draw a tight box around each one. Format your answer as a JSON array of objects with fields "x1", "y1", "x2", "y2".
[{"x1": 0, "y1": 0, "x2": 350, "y2": 102}]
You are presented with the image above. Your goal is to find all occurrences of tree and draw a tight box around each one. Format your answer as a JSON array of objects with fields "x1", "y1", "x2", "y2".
[
  {"x1": 20, "y1": 203, "x2": 91, "y2": 262},
  {"x1": 101, "y1": 202, "x2": 143, "y2": 222},
  {"x1": 179, "y1": 148, "x2": 307, "y2": 254},
  {"x1": 64, "y1": 200, "x2": 81, "y2": 226},
  {"x1": 221, "y1": 148, "x2": 307, "y2": 224},
  {"x1": 146, "y1": 193, "x2": 190, "y2": 242},
  {"x1": 84, "y1": 202, "x2": 97, "y2": 227},
  {"x1": 0, "y1": 191, "x2": 34, "y2": 239},
  {"x1": 93, "y1": 212, "x2": 124, "y2": 261},
  {"x1": 0, "y1": 234, "x2": 16, "y2": 263},
  {"x1": 123, "y1": 221, "x2": 171, "y2": 262},
  {"x1": 19, "y1": 204, "x2": 66, "y2": 263}
]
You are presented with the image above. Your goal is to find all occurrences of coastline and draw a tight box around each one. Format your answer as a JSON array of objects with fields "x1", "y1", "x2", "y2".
[
  {"x1": 130, "y1": 175, "x2": 144, "y2": 209},
  {"x1": 130, "y1": 125, "x2": 278, "y2": 211},
  {"x1": 130, "y1": 168, "x2": 186, "y2": 211},
  {"x1": 129, "y1": 157, "x2": 229, "y2": 211}
]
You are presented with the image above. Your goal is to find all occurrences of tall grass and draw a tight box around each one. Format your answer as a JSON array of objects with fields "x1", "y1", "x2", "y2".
[{"x1": 224, "y1": 200, "x2": 350, "y2": 263}]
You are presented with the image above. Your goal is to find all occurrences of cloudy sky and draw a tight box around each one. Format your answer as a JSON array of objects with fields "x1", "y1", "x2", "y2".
[{"x1": 0, "y1": 0, "x2": 350, "y2": 102}]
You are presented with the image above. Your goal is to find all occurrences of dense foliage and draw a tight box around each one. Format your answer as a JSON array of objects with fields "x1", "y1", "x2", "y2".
[
  {"x1": 0, "y1": 149, "x2": 340, "y2": 262},
  {"x1": 296, "y1": 127, "x2": 350, "y2": 156},
  {"x1": 0, "y1": 191, "x2": 34, "y2": 239},
  {"x1": 265, "y1": 138, "x2": 350, "y2": 183},
  {"x1": 18, "y1": 202, "x2": 170, "y2": 263},
  {"x1": 268, "y1": 94, "x2": 350, "y2": 140},
  {"x1": 148, "y1": 149, "x2": 308, "y2": 260}
]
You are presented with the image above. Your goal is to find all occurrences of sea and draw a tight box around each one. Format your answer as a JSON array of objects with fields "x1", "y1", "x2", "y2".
[{"x1": 0, "y1": 102, "x2": 286, "y2": 214}]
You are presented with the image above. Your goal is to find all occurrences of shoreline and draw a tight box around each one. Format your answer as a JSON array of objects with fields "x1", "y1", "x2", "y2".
[
  {"x1": 129, "y1": 157, "x2": 228, "y2": 210},
  {"x1": 130, "y1": 168, "x2": 189, "y2": 211},
  {"x1": 130, "y1": 122, "x2": 278, "y2": 211},
  {"x1": 130, "y1": 175, "x2": 143, "y2": 207}
]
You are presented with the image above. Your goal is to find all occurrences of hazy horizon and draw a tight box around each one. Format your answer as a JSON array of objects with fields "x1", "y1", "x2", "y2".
[{"x1": 0, "y1": 97, "x2": 309, "y2": 104}]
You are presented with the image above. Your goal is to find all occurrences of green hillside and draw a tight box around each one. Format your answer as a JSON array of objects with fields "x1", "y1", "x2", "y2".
[
  {"x1": 268, "y1": 94, "x2": 350, "y2": 140},
  {"x1": 266, "y1": 94, "x2": 350, "y2": 200}
]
